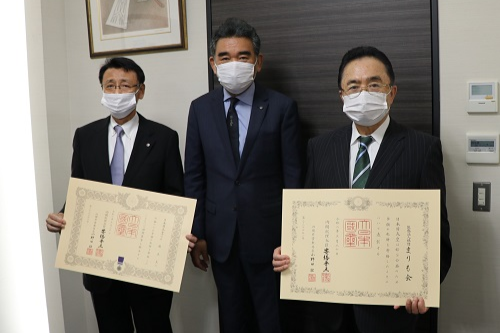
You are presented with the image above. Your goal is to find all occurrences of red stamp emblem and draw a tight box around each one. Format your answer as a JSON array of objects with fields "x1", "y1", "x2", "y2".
[
  {"x1": 322, "y1": 273, "x2": 331, "y2": 283},
  {"x1": 95, "y1": 248, "x2": 104, "y2": 257},
  {"x1": 344, "y1": 219, "x2": 372, "y2": 248},
  {"x1": 86, "y1": 248, "x2": 93, "y2": 256},
  {"x1": 308, "y1": 274, "x2": 316, "y2": 282},
  {"x1": 115, "y1": 213, "x2": 140, "y2": 239}
]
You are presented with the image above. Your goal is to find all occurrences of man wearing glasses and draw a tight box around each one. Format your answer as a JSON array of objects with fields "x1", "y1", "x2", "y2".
[
  {"x1": 273, "y1": 46, "x2": 452, "y2": 333},
  {"x1": 45, "y1": 57, "x2": 195, "y2": 333}
]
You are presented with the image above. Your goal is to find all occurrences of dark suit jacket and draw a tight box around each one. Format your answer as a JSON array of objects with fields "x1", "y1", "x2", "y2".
[
  {"x1": 305, "y1": 119, "x2": 452, "y2": 332},
  {"x1": 70, "y1": 113, "x2": 184, "y2": 293},
  {"x1": 184, "y1": 83, "x2": 303, "y2": 263}
]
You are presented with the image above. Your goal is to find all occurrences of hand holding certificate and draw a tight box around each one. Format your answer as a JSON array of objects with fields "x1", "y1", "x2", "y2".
[
  {"x1": 55, "y1": 178, "x2": 196, "y2": 292},
  {"x1": 279, "y1": 188, "x2": 441, "y2": 308}
]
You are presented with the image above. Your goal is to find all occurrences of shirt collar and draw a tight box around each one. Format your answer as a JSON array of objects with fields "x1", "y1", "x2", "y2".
[
  {"x1": 109, "y1": 112, "x2": 139, "y2": 139},
  {"x1": 223, "y1": 82, "x2": 255, "y2": 106},
  {"x1": 350, "y1": 115, "x2": 391, "y2": 146}
]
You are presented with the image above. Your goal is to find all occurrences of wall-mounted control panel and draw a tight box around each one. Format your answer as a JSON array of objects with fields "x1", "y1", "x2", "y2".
[
  {"x1": 468, "y1": 82, "x2": 498, "y2": 113},
  {"x1": 466, "y1": 133, "x2": 499, "y2": 164}
]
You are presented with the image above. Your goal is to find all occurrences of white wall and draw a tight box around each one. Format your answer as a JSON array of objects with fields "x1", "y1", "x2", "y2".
[
  {"x1": 41, "y1": 1, "x2": 219, "y2": 332},
  {"x1": 439, "y1": 0, "x2": 500, "y2": 332},
  {"x1": 0, "y1": 0, "x2": 67, "y2": 332}
]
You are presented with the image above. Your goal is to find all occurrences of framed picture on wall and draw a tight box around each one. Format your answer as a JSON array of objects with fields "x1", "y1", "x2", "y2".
[{"x1": 85, "y1": 0, "x2": 187, "y2": 58}]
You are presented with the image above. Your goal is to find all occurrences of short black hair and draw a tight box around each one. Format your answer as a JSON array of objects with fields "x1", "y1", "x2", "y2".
[
  {"x1": 210, "y1": 18, "x2": 261, "y2": 57},
  {"x1": 338, "y1": 46, "x2": 395, "y2": 89},
  {"x1": 98, "y1": 57, "x2": 145, "y2": 84}
]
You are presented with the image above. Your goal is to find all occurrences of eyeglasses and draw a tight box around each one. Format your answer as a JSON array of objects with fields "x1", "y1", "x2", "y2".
[
  {"x1": 102, "y1": 83, "x2": 141, "y2": 93},
  {"x1": 341, "y1": 83, "x2": 391, "y2": 99}
]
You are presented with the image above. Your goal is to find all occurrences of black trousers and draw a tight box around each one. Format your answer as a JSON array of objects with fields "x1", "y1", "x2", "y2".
[
  {"x1": 311, "y1": 303, "x2": 417, "y2": 333},
  {"x1": 90, "y1": 280, "x2": 173, "y2": 333},
  {"x1": 211, "y1": 236, "x2": 282, "y2": 333}
]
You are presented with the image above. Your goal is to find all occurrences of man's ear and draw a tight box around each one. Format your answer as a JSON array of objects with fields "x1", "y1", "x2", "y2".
[
  {"x1": 387, "y1": 85, "x2": 398, "y2": 107},
  {"x1": 136, "y1": 84, "x2": 145, "y2": 100},
  {"x1": 255, "y1": 54, "x2": 263, "y2": 73},
  {"x1": 209, "y1": 57, "x2": 217, "y2": 75}
]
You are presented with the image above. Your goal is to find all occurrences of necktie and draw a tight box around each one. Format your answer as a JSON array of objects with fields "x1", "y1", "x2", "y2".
[
  {"x1": 111, "y1": 125, "x2": 124, "y2": 185},
  {"x1": 352, "y1": 136, "x2": 373, "y2": 189},
  {"x1": 226, "y1": 97, "x2": 240, "y2": 165}
]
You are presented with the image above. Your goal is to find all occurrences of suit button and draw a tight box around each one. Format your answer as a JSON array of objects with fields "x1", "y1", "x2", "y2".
[
  {"x1": 233, "y1": 206, "x2": 237, "y2": 211},
  {"x1": 235, "y1": 180, "x2": 240, "y2": 186}
]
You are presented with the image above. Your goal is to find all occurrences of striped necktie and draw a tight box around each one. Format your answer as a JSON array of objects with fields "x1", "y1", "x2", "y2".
[{"x1": 352, "y1": 136, "x2": 373, "y2": 189}]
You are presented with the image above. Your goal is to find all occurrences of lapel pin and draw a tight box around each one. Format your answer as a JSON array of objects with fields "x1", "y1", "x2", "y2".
[
  {"x1": 259, "y1": 106, "x2": 263, "y2": 110},
  {"x1": 146, "y1": 143, "x2": 151, "y2": 148}
]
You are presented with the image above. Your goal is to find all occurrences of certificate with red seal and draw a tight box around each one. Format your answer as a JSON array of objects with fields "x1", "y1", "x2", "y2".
[
  {"x1": 280, "y1": 189, "x2": 441, "y2": 307},
  {"x1": 55, "y1": 178, "x2": 195, "y2": 292}
]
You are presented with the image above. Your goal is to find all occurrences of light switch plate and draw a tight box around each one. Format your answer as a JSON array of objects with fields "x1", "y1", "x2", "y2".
[{"x1": 473, "y1": 182, "x2": 491, "y2": 212}]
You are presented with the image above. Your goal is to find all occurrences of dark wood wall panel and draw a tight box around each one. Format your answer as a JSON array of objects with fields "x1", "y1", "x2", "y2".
[{"x1": 209, "y1": 0, "x2": 433, "y2": 142}]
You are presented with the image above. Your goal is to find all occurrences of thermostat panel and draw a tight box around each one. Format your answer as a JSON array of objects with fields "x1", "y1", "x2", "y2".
[{"x1": 466, "y1": 133, "x2": 499, "y2": 164}]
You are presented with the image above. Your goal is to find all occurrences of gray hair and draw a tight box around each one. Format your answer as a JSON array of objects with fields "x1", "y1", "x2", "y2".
[{"x1": 209, "y1": 18, "x2": 261, "y2": 57}]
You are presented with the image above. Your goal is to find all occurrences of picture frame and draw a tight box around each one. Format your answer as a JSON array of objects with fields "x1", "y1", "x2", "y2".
[{"x1": 85, "y1": 0, "x2": 187, "y2": 58}]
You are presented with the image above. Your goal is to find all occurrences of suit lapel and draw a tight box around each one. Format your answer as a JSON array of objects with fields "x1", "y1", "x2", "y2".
[
  {"x1": 366, "y1": 119, "x2": 406, "y2": 188},
  {"x1": 123, "y1": 114, "x2": 155, "y2": 185},
  {"x1": 94, "y1": 117, "x2": 113, "y2": 184},
  {"x1": 211, "y1": 88, "x2": 238, "y2": 169},
  {"x1": 239, "y1": 84, "x2": 268, "y2": 171},
  {"x1": 334, "y1": 127, "x2": 351, "y2": 188}
]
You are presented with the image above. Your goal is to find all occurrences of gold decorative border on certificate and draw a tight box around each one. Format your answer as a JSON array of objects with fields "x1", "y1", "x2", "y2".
[
  {"x1": 288, "y1": 197, "x2": 430, "y2": 300},
  {"x1": 63, "y1": 186, "x2": 188, "y2": 286}
]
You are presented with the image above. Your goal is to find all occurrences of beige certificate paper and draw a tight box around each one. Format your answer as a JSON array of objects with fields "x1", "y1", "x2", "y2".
[
  {"x1": 280, "y1": 189, "x2": 441, "y2": 307},
  {"x1": 56, "y1": 178, "x2": 195, "y2": 292}
]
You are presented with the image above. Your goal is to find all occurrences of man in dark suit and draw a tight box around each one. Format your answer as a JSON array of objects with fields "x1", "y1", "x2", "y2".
[
  {"x1": 184, "y1": 18, "x2": 303, "y2": 333},
  {"x1": 46, "y1": 57, "x2": 196, "y2": 333},
  {"x1": 273, "y1": 46, "x2": 452, "y2": 333}
]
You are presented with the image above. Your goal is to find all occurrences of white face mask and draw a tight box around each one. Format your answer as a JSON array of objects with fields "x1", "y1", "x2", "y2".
[
  {"x1": 342, "y1": 91, "x2": 390, "y2": 127},
  {"x1": 215, "y1": 60, "x2": 256, "y2": 95},
  {"x1": 101, "y1": 91, "x2": 137, "y2": 119}
]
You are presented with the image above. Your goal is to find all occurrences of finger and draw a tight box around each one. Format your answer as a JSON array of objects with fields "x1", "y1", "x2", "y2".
[
  {"x1": 48, "y1": 213, "x2": 65, "y2": 224},
  {"x1": 272, "y1": 258, "x2": 288, "y2": 268},
  {"x1": 417, "y1": 298, "x2": 428, "y2": 314},
  {"x1": 273, "y1": 263, "x2": 289, "y2": 272},
  {"x1": 186, "y1": 234, "x2": 198, "y2": 243},
  {"x1": 45, "y1": 219, "x2": 62, "y2": 231},
  {"x1": 405, "y1": 298, "x2": 412, "y2": 313},
  {"x1": 46, "y1": 215, "x2": 65, "y2": 230},
  {"x1": 201, "y1": 251, "x2": 210, "y2": 265},
  {"x1": 411, "y1": 297, "x2": 419, "y2": 314},
  {"x1": 190, "y1": 251, "x2": 205, "y2": 271},
  {"x1": 272, "y1": 253, "x2": 290, "y2": 261},
  {"x1": 187, "y1": 240, "x2": 196, "y2": 250},
  {"x1": 272, "y1": 256, "x2": 290, "y2": 272},
  {"x1": 46, "y1": 224, "x2": 61, "y2": 233},
  {"x1": 196, "y1": 257, "x2": 208, "y2": 271},
  {"x1": 191, "y1": 249, "x2": 209, "y2": 271}
]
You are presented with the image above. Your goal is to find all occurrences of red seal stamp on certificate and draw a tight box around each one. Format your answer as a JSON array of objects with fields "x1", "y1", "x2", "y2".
[{"x1": 115, "y1": 213, "x2": 140, "y2": 239}]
